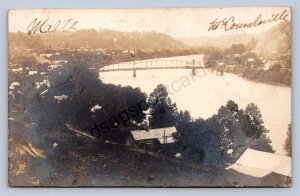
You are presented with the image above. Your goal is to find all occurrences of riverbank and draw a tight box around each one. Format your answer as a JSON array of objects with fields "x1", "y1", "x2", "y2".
[{"x1": 224, "y1": 68, "x2": 291, "y2": 87}]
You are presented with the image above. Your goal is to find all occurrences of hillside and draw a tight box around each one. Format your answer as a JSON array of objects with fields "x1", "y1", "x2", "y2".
[
  {"x1": 179, "y1": 34, "x2": 252, "y2": 48},
  {"x1": 9, "y1": 127, "x2": 270, "y2": 187},
  {"x1": 9, "y1": 29, "x2": 186, "y2": 52},
  {"x1": 178, "y1": 21, "x2": 291, "y2": 56},
  {"x1": 256, "y1": 21, "x2": 291, "y2": 55}
]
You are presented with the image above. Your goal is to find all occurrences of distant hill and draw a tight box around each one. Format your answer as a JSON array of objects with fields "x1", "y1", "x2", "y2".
[
  {"x1": 9, "y1": 21, "x2": 290, "y2": 57},
  {"x1": 256, "y1": 21, "x2": 291, "y2": 56},
  {"x1": 9, "y1": 29, "x2": 186, "y2": 52},
  {"x1": 178, "y1": 21, "x2": 291, "y2": 56},
  {"x1": 178, "y1": 34, "x2": 252, "y2": 48}
]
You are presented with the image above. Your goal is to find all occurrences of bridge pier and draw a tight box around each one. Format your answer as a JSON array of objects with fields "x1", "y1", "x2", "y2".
[
  {"x1": 133, "y1": 69, "x2": 136, "y2": 77},
  {"x1": 192, "y1": 59, "x2": 196, "y2": 76},
  {"x1": 192, "y1": 67, "x2": 196, "y2": 76}
]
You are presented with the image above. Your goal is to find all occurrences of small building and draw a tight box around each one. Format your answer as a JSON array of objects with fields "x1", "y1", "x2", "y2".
[
  {"x1": 126, "y1": 126, "x2": 177, "y2": 152},
  {"x1": 9, "y1": 82, "x2": 20, "y2": 90},
  {"x1": 11, "y1": 67, "x2": 23, "y2": 73},
  {"x1": 227, "y1": 149, "x2": 291, "y2": 186},
  {"x1": 39, "y1": 53, "x2": 53, "y2": 58},
  {"x1": 263, "y1": 60, "x2": 279, "y2": 70},
  {"x1": 247, "y1": 58, "x2": 256, "y2": 69},
  {"x1": 247, "y1": 58, "x2": 255, "y2": 62},
  {"x1": 263, "y1": 61, "x2": 272, "y2": 70}
]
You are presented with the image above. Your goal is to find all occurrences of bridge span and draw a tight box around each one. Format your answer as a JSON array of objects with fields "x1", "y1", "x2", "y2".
[{"x1": 99, "y1": 59, "x2": 205, "y2": 73}]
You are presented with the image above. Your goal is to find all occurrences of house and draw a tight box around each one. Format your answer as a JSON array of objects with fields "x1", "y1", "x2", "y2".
[
  {"x1": 126, "y1": 126, "x2": 177, "y2": 152},
  {"x1": 263, "y1": 60, "x2": 279, "y2": 70},
  {"x1": 247, "y1": 58, "x2": 255, "y2": 62},
  {"x1": 246, "y1": 58, "x2": 256, "y2": 69},
  {"x1": 11, "y1": 67, "x2": 23, "y2": 73},
  {"x1": 122, "y1": 50, "x2": 135, "y2": 54},
  {"x1": 40, "y1": 53, "x2": 53, "y2": 58},
  {"x1": 263, "y1": 61, "x2": 272, "y2": 70},
  {"x1": 226, "y1": 149, "x2": 291, "y2": 186}
]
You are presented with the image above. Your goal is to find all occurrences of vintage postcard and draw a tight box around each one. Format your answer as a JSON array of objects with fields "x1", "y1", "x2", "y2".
[{"x1": 8, "y1": 7, "x2": 292, "y2": 187}]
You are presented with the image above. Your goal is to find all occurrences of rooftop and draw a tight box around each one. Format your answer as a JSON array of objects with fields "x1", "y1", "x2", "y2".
[
  {"x1": 131, "y1": 127, "x2": 177, "y2": 144},
  {"x1": 227, "y1": 149, "x2": 291, "y2": 177}
]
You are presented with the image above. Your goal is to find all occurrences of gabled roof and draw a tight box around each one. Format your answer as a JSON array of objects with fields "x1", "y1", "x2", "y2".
[
  {"x1": 131, "y1": 127, "x2": 177, "y2": 144},
  {"x1": 227, "y1": 149, "x2": 291, "y2": 177}
]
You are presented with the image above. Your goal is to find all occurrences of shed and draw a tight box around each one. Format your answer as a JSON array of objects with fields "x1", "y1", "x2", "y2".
[{"x1": 126, "y1": 126, "x2": 177, "y2": 152}]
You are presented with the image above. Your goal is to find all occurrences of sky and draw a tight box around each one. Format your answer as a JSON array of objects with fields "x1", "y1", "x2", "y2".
[{"x1": 8, "y1": 7, "x2": 291, "y2": 37}]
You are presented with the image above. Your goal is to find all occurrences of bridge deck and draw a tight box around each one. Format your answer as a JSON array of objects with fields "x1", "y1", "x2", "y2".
[
  {"x1": 99, "y1": 66, "x2": 205, "y2": 72},
  {"x1": 99, "y1": 60, "x2": 205, "y2": 72}
]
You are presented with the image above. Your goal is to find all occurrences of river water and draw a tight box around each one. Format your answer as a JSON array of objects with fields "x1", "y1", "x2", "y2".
[{"x1": 100, "y1": 54, "x2": 291, "y2": 155}]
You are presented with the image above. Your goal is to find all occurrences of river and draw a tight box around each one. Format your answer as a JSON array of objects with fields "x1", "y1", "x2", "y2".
[{"x1": 99, "y1": 54, "x2": 291, "y2": 155}]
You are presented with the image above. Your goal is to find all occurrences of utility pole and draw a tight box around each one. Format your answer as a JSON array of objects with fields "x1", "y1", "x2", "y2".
[{"x1": 163, "y1": 130, "x2": 166, "y2": 145}]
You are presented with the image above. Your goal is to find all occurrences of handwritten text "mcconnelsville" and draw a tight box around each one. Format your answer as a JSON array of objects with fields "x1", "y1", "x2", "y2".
[{"x1": 208, "y1": 9, "x2": 289, "y2": 32}]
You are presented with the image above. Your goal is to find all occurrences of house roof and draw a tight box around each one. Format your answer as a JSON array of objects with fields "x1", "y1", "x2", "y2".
[
  {"x1": 131, "y1": 127, "x2": 177, "y2": 144},
  {"x1": 228, "y1": 163, "x2": 273, "y2": 178},
  {"x1": 227, "y1": 149, "x2": 291, "y2": 177}
]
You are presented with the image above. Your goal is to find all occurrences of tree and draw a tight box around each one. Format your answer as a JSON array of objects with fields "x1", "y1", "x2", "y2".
[
  {"x1": 147, "y1": 84, "x2": 178, "y2": 129},
  {"x1": 283, "y1": 124, "x2": 292, "y2": 157},
  {"x1": 240, "y1": 103, "x2": 265, "y2": 139},
  {"x1": 208, "y1": 101, "x2": 252, "y2": 165},
  {"x1": 44, "y1": 62, "x2": 148, "y2": 144},
  {"x1": 230, "y1": 43, "x2": 246, "y2": 55},
  {"x1": 174, "y1": 100, "x2": 273, "y2": 168},
  {"x1": 177, "y1": 110, "x2": 192, "y2": 122},
  {"x1": 246, "y1": 103, "x2": 274, "y2": 153},
  {"x1": 212, "y1": 102, "x2": 272, "y2": 166}
]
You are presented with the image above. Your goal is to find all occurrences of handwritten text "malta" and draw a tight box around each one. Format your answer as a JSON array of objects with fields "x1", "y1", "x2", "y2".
[{"x1": 26, "y1": 18, "x2": 78, "y2": 35}]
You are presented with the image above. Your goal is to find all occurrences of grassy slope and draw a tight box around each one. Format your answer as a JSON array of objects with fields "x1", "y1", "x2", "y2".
[{"x1": 9, "y1": 128, "x2": 236, "y2": 187}]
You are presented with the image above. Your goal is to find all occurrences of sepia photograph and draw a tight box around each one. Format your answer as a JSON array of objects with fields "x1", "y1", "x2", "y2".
[{"x1": 8, "y1": 7, "x2": 291, "y2": 187}]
